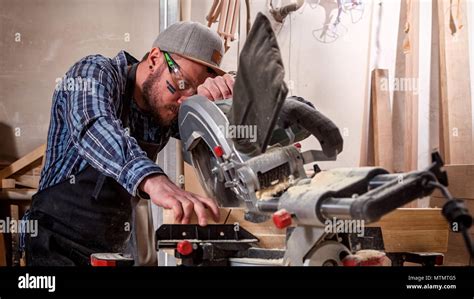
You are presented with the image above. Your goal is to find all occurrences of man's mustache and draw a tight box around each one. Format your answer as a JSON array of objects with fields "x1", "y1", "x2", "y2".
[{"x1": 165, "y1": 104, "x2": 179, "y2": 114}]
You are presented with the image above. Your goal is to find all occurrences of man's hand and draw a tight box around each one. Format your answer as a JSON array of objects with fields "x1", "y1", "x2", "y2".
[
  {"x1": 140, "y1": 174, "x2": 220, "y2": 226},
  {"x1": 197, "y1": 74, "x2": 234, "y2": 101}
]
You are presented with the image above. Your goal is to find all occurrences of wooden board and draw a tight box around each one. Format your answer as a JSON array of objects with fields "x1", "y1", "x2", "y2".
[
  {"x1": 0, "y1": 179, "x2": 16, "y2": 189},
  {"x1": 13, "y1": 175, "x2": 40, "y2": 189},
  {"x1": 437, "y1": 0, "x2": 473, "y2": 164},
  {"x1": 391, "y1": 0, "x2": 408, "y2": 173},
  {"x1": 433, "y1": 164, "x2": 474, "y2": 199},
  {"x1": 183, "y1": 162, "x2": 207, "y2": 197},
  {"x1": 0, "y1": 144, "x2": 46, "y2": 180},
  {"x1": 403, "y1": 0, "x2": 419, "y2": 173},
  {"x1": 369, "y1": 69, "x2": 393, "y2": 172},
  {"x1": 0, "y1": 233, "x2": 6, "y2": 266},
  {"x1": 392, "y1": 0, "x2": 419, "y2": 175},
  {"x1": 368, "y1": 208, "x2": 449, "y2": 253}
]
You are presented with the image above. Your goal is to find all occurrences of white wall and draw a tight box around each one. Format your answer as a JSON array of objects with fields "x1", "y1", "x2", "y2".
[
  {"x1": 0, "y1": 0, "x2": 160, "y2": 161},
  {"x1": 1, "y1": 0, "x2": 473, "y2": 170},
  {"x1": 191, "y1": 0, "x2": 474, "y2": 172},
  {"x1": 193, "y1": 0, "x2": 375, "y2": 169}
]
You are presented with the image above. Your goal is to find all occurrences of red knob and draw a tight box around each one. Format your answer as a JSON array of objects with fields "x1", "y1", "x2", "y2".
[
  {"x1": 273, "y1": 209, "x2": 292, "y2": 229},
  {"x1": 177, "y1": 240, "x2": 193, "y2": 256},
  {"x1": 213, "y1": 145, "x2": 224, "y2": 158},
  {"x1": 342, "y1": 255, "x2": 359, "y2": 267},
  {"x1": 294, "y1": 143, "x2": 302, "y2": 149}
]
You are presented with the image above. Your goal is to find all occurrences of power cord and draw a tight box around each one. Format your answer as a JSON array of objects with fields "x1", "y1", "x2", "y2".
[{"x1": 428, "y1": 181, "x2": 474, "y2": 264}]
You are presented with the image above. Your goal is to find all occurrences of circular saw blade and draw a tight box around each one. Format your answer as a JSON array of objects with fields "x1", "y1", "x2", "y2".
[
  {"x1": 303, "y1": 241, "x2": 351, "y2": 266},
  {"x1": 191, "y1": 141, "x2": 243, "y2": 208}
]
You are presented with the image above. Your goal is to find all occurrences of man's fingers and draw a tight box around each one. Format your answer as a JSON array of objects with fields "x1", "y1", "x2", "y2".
[
  {"x1": 223, "y1": 74, "x2": 235, "y2": 90},
  {"x1": 179, "y1": 198, "x2": 194, "y2": 224},
  {"x1": 160, "y1": 197, "x2": 183, "y2": 224},
  {"x1": 197, "y1": 85, "x2": 218, "y2": 101},
  {"x1": 197, "y1": 85, "x2": 213, "y2": 100},
  {"x1": 197, "y1": 76, "x2": 234, "y2": 101},
  {"x1": 195, "y1": 194, "x2": 220, "y2": 222},
  {"x1": 214, "y1": 76, "x2": 232, "y2": 99},
  {"x1": 187, "y1": 195, "x2": 209, "y2": 226},
  {"x1": 205, "y1": 83, "x2": 221, "y2": 100}
]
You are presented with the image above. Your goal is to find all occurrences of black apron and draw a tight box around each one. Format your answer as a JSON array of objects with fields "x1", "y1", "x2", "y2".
[{"x1": 26, "y1": 61, "x2": 155, "y2": 266}]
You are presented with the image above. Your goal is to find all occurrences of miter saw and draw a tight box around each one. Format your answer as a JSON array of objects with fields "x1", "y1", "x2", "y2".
[{"x1": 154, "y1": 13, "x2": 474, "y2": 267}]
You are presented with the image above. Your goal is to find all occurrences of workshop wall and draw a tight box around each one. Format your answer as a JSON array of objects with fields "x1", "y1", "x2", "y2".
[
  {"x1": 191, "y1": 0, "x2": 381, "y2": 169},
  {"x1": 191, "y1": 0, "x2": 474, "y2": 171},
  {"x1": 1, "y1": 0, "x2": 473, "y2": 170},
  {"x1": 0, "y1": 0, "x2": 160, "y2": 161}
]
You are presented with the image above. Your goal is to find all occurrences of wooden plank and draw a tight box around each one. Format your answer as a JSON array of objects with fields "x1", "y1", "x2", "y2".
[
  {"x1": 368, "y1": 208, "x2": 448, "y2": 230},
  {"x1": 13, "y1": 175, "x2": 40, "y2": 189},
  {"x1": 0, "y1": 189, "x2": 37, "y2": 201},
  {"x1": 437, "y1": 0, "x2": 473, "y2": 164},
  {"x1": 381, "y1": 230, "x2": 448, "y2": 253},
  {"x1": 368, "y1": 208, "x2": 449, "y2": 253},
  {"x1": 392, "y1": 0, "x2": 420, "y2": 208},
  {"x1": 433, "y1": 164, "x2": 474, "y2": 199},
  {"x1": 392, "y1": 0, "x2": 408, "y2": 173},
  {"x1": 0, "y1": 179, "x2": 16, "y2": 189},
  {"x1": 32, "y1": 166, "x2": 43, "y2": 177},
  {"x1": 184, "y1": 162, "x2": 207, "y2": 197},
  {"x1": 0, "y1": 233, "x2": 6, "y2": 266},
  {"x1": 254, "y1": 234, "x2": 285, "y2": 249},
  {"x1": 430, "y1": 0, "x2": 442, "y2": 155},
  {"x1": 359, "y1": 0, "x2": 376, "y2": 167},
  {"x1": 370, "y1": 69, "x2": 393, "y2": 172},
  {"x1": 0, "y1": 144, "x2": 46, "y2": 180},
  {"x1": 403, "y1": 0, "x2": 420, "y2": 173}
]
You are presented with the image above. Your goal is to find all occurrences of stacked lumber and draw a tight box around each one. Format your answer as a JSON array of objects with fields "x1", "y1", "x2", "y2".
[
  {"x1": 362, "y1": 0, "x2": 420, "y2": 208},
  {"x1": 428, "y1": 0, "x2": 474, "y2": 266},
  {"x1": 0, "y1": 144, "x2": 46, "y2": 266},
  {"x1": 0, "y1": 144, "x2": 45, "y2": 190}
]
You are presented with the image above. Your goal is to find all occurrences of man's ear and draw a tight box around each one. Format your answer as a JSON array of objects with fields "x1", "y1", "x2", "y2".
[{"x1": 147, "y1": 48, "x2": 163, "y2": 71}]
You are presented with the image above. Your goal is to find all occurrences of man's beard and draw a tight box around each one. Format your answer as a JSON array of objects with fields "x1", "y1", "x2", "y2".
[{"x1": 142, "y1": 64, "x2": 179, "y2": 127}]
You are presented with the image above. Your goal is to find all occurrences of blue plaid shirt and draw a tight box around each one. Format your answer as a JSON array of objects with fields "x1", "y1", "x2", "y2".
[{"x1": 39, "y1": 51, "x2": 179, "y2": 196}]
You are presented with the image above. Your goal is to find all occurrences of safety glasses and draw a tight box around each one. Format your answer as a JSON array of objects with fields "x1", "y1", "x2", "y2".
[{"x1": 163, "y1": 51, "x2": 197, "y2": 97}]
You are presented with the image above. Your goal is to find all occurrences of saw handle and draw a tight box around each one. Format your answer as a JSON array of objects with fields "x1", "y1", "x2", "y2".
[
  {"x1": 278, "y1": 96, "x2": 343, "y2": 158},
  {"x1": 321, "y1": 171, "x2": 438, "y2": 223}
]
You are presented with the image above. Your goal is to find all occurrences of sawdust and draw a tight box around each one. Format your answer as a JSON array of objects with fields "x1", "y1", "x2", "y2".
[
  {"x1": 256, "y1": 180, "x2": 291, "y2": 200},
  {"x1": 286, "y1": 170, "x2": 355, "y2": 197},
  {"x1": 353, "y1": 250, "x2": 386, "y2": 261}
]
